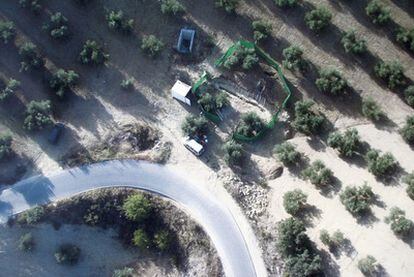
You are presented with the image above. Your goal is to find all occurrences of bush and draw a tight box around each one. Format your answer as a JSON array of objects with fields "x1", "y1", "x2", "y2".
[
  {"x1": 215, "y1": 0, "x2": 239, "y2": 13},
  {"x1": 404, "y1": 85, "x2": 414, "y2": 107},
  {"x1": 327, "y1": 128, "x2": 360, "y2": 157},
  {"x1": 404, "y1": 172, "x2": 414, "y2": 200},
  {"x1": 181, "y1": 115, "x2": 209, "y2": 137},
  {"x1": 113, "y1": 267, "x2": 134, "y2": 277},
  {"x1": 141, "y1": 35, "x2": 164, "y2": 57},
  {"x1": 120, "y1": 78, "x2": 134, "y2": 91},
  {"x1": 79, "y1": 40, "x2": 109, "y2": 65},
  {"x1": 341, "y1": 30, "x2": 367, "y2": 54},
  {"x1": 374, "y1": 60, "x2": 405, "y2": 89},
  {"x1": 362, "y1": 97, "x2": 384, "y2": 121},
  {"x1": 366, "y1": 0, "x2": 391, "y2": 25},
  {"x1": 19, "y1": 42, "x2": 44, "y2": 72},
  {"x1": 43, "y1": 12, "x2": 69, "y2": 39},
  {"x1": 198, "y1": 93, "x2": 215, "y2": 113},
  {"x1": 282, "y1": 45, "x2": 305, "y2": 71},
  {"x1": 274, "y1": 142, "x2": 301, "y2": 166},
  {"x1": 18, "y1": 232, "x2": 35, "y2": 251},
  {"x1": 0, "y1": 133, "x2": 12, "y2": 160},
  {"x1": 319, "y1": 229, "x2": 345, "y2": 249},
  {"x1": 49, "y1": 69, "x2": 79, "y2": 98},
  {"x1": 396, "y1": 27, "x2": 414, "y2": 52},
  {"x1": 274, "y1": 0, "x2": 298, "y2": 8},
  {"x1": 132, "y1": 228, "x2": 151, "y2": 249},
  {"x1": 283, "y1": 189, "x2": 307, "y2": 216},
  {"x1": 0, "y1": 78, "x2": 20, "y2": 101},
  {"x1": 305, "y1": 6, "x2": 332, "y2": 32},
  {"x1": 161, "y1": 0, "x2": 185, "y2": 15},
  {"x1": 17, "y1": 206, "x2": 45, "y2": 225},
  {"x1": 19, "y1": 0, "x2": 42, "y2": 13},
  {"x1": 154, "y1": 230, "x2": 171, "y2": 251},
  {"x1": 400, "y1": 116, "x2": 414, "y2": 144},
  {"x1": 106, "y1": 10, "x2": 134, "y2": 34},
  {"x1": 285, "y1": 249, "x2": 322, "y2": 277},
  {"x1": 222, "y1": 47, "x2": 259, "y2": 71},
  {"x1": 277, "y1": 217, "x2": 310, "y2": 256},
  {"x1": 23, "y1": 100, "x2": 53, "y2": 131},
  {"x1": 252, "y1": 20, "x2": 272, "y2": 43},
  {"x1": 55, "y1": 244, "x2": 81, "y2": 265},
  {"x1": 236, "y1": 112, "x2": 265, "y2": 138},
  {"x1": 340, "y1": 184, "x2": 374, "y2": 215},
  {"x1": 222, "y1": 140, "x2": 244, "y2": 166},
  {"x1": 242, "y1": 53, "x2": 259, "y2": 70},
  {"x1": 315, "y1": 68, "x2": 348, "y2": 96},
  {"x1": 122, "y1": 193, "x2": 152, "y2": 222},
  {"x1": 358, "y1": 255, "x2": 378, "y2": 276},
  {"x1": 385, "y1": 207, "x2": 414, "y2": 237},
  {"x1": 0, "y1": 20, "x2": 15, "y2": 44},
  {"x1": 293, "y1": 100, "x2": 325, "y2": 135},
  {"x1": 215, "y1": 91, "x2": 230, "y2": 110},
  {"x1": 365, "y1": 149, "x2": 397, "y2": 178},
  {"x1": 302, "y1": 160, "x2": 333, "y2": 187}
]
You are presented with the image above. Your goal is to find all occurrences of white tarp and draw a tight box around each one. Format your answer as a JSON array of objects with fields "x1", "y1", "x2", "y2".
[{"x1": 171, "y1": 80, "x2": 192, "y2": 106}]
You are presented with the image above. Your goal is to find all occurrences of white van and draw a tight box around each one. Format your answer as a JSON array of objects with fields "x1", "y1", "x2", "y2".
[
  {"x1": 183, "y1": 137, "x2": 205, "y2": 156},
  {"x1": 171, "y1": 80, "x2": 192, "y2": 106}
]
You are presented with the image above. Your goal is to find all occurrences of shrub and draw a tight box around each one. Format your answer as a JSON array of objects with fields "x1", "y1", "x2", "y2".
[
  {"x1": 396, "y1": 27, "x2": 414, "y2": 52},
  {"x1": 340, "y1": 184, "x2": 374, "y2": 215},
  {"x1": 277, "y1": 217, "x2": 310, "y2": 256},
  {"x1": 49, "y1": 69, "x2": 79, "y2": 98},
  {"x1": 141, "y1": 35, "x2": 164, "y2": 57},
  {"x1": 358, "y1": 255, "x2": 378, "y2": 276},
  {"x1": 236, "y1": 112, "x2": 265, "y2": 138},
  {"x1": 305, "y1": 6, "x2": 332, "y2": 32},
  {"x1": 283, "y1": 189, "x2": 307, "y2": 216},
  {"x1": 198, "y1": 93, "x2": 215, "y2": 113},
  {"x1": 0, "y1": 78, "x2": 20, "y2": 101},
  {"x1": 400, "y1": 116, "x2": 414, "y2": 144},
  {"x1": 161, "y1": 0, "x2": 185, "y2": 15},
  {"x1": 154, "y1": 230, "x2": 171, "y2": 251},
  {"x1": 222, "y1": 140, "x2": 244, "y2": 166},
  {"x1": 18, "y1": 232, "x2": 35, "y2": 251},
  {"x1": 79, "y1": 40, "x2": 109, "y2": 65},
  {"x1": 55, "y1": 244, "x2": 81, "y2": 265},
  {"x1": 302, "y1": 160, "x2": 333, "y2": 187},
  {"x1": 0, "y1": 20, "x2": 15, "y2": 44},
  {"x1": 242, "y1": 53, "x2": 259, "y2": 70},
  {"x1": 181, "y1": 115, "x2": 209, "y2": 137},
  {"x1": 23, "y1": 100, "x2": 53, "y2": 131},
  {"x1": 215, "y1": 91, "x2": 230, "y2": 110},
  {"x1": 365, "y1": 149, "x2": 397, "y2": 178},
  {"x1": 252, "y1": 20, "x2": 272, "y2": 43},
  {"x1": 274, "y1": 0, "x2": 298, "y2": 8},
  {"x1": 19, "y1": 0, "x2": 42, "y2": 13},
  {"x1": 362, "y1": 97, "x2": 384, "y2": 121},
  {"x1": 120, "y1": 78, "x2": 134, "y2": 90},
  {"x1": 122, "y1": 193, "x2": 152, "y2": 222},
  {"x1": 404, "y1": 85, "x2": 414, "y2": 107},
  {"x1": 315, "y1": 68, "x2": 348, "y2": 96},
  {"x1": 106, "y1": 10, "x2": 134, "y2": 34},
  {"x1": 113, "y1": 267, "x2": 134, "y2": 277},
  {"x1": 366, "y1": 0, "x2": 391, "y2": 25},
  {"x1": 320, "y1": 229, "x2": 345, "y2": 249},
  {"x1": 293, "y1": 100, "x2": 325, "y2": 135},
  {"x1": 132, "y1": 228, "x2": 151, "y2": 249},
  {"x1": 327, "y1": 128, "x2": 360, "y2": 157},
  {"x1": 282, "y1": 45, "x2": 305, "y2": 71},
  {"x1": 222, "y1": 47, "x2": 258, "y2": 71},
  {"x1": 17, "y1": 206, "x2": 45, "y2": 225},
  {"x1": 285, "y1": 249, "x2": 322, "y2": 277},
  {"x1": 341, "y1": 30, "x2": 367, "y2": 54},
  {"x1": 0, "y1": 133, "x2": 12, "y2": 160},
  {"x1": 374, "y1": 61, "x2": 405, "y2": 89},
  {"x1": 274, "y1": 142, "x2": 301, "y2": 166},
  {"x1": 19, "y1": 42, "x2": 44, "y2": 71},
  {"x1": 215, "y1": 0, "x2": 239, "y2": 13},
  {"x1": 385, "y1": 207, "x2": 414, "y2": 237},
  {"x1": 43, "y1": 12, "x2": 69, "y2": 39},
  {"x1": 404, "y1": 172, "x2": 414, "y2": 200}
]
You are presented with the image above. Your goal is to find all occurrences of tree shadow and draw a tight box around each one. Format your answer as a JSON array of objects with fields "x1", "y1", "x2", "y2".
[
  {"x1": 389, "y1": 0, "x2": 414, "y2": 16},
  {"x1": 319, "y1": 249, "x2": 341, "y2": 277},
  {"x1": 11, "y1": 175, "x2": 55, "y2": 206},
  {"x1": 298, "y1": 204, "x2": 323, "y2": 227},
  {"x1": 355, "y1": 209, "x2": 379, "y2": 227}
]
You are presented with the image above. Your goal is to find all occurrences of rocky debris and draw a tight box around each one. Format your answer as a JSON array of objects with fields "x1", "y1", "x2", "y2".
[
  {"x1": 110, "y1": 124, "x2": 159, "y2": 152},
  {"x1": 266, "y1": 164, "x2": 284, "y2": 180}
]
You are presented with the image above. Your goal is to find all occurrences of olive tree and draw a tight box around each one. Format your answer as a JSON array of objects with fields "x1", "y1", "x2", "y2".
[
  {"x1": 319, "y1": 229, "x2": 345, "y2": 249},
  {"x1": 19, "y1": 42, "x2": 44, "y2": 72},
  {"x1": 374, "y1": 60, "x2": 405, "y2": 89},
  {"x1": 340, "y1": 184, "x2": 374, "y2": 215},
  {"x1": 302, "y1": 160, "x2": 333, "y2": 187},
  {"x1": 23, "y1": 100, "x2": 53, "y2": 131},
  {"x1": 79, "y1": 40, "x2": 109, "y2": 65},
  {"x1": 365, "y1": 149, "x2": 397, "y2": 178},
  {"x1": 49, "y1": 69, "x2": 79, "y2": 98},
  {"x1": 282, "y1": 45, "x2": 306, "y2": 71},
  {"x1": 385, "y1": 207, "x2": 414, "y2": 237},
  {"x1": 400, "y1": 116, "x2": 414, "y2": 145},
  {"x1": 396, "y1": 27, "x2": 414, "y2": 52},
  {"x1": 252, "y1": 20, "x2": 272, "y2": 43},
  {"x1": 358, "y1": 255, "x2": 379, "y2": 276},
  {"x1": 274, "y1": 142, "x2": 301, "y2": 166},
  {"x1": 274, "y1": 0, "x2": 298, "y2": 8},
  {"x1": 283, "y1": 189, "x2": 308, "y2": 216},
  {"x1": 327, "y1": 128, "x2": 361, "y2": 157},
  {"x1": 305, "y1": 6, "x2": 332, "y2": 32},
  {"x1": 43, "y1": 12, "x2": 69, "y2": 39},
  {"x1": 236, "y1": 112, "x2": 265, "y2": 138},
  {"x1": 215, "y1": 0, "x2": 239, "y2": 13},
  {"x1": 19, "y1": 0, "x2": 42, "y2": 14},
  {"x1": 315, "y1": 68, "x2": 348, "y2": 96},
  {"x1": 0, "y1": 133, "x2": 12, "y2": 160},
  {"x1": 0, "y1": 78, "x2": 20, "y2": 101},
  {"x1": 0, "y1": 20, "x2": 15, "y2": 44},
  {"x1": 293, "y1": 100, "x2": 325, "y2": 135},
  {"x1": 106, "y1": 10, "x2": 134, "y2": 34},
  {"x1": 141, "y1": 35, "x2": 164, "y2": 57},
  {"x1": 404, "y1": 172, "x2": 414, "y2": 200},
  {"x1": 366, "y1": 0, "x2": 391, "y2": 25},
  {"x1": 341, "y1": 30, "x2": 367, "y2": 54},
  {"x1": 222, "y1": 140, "x2": 245, "y2": 167},
  {"x1": 404, "y1": 85, "x2": 414, "y2": 107},
  {"x1": 161, "y1": 0, "x2": 185, "y2": 16},
  {"x1": 181, "y1": 115, "x2": 209, "y2": 137},
  {"x1": 362, "y1": 97, "x2": 384, "y2": 121}
]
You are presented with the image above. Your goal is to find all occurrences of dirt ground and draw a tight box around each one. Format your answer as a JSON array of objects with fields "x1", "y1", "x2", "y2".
[{"x1": 0, "y1": 0, "x2": 413, "y2": 276}]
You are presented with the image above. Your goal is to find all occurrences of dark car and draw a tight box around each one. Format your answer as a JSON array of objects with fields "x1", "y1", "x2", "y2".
[{"x1": 48, "y1": 123, "x2": 65, "y2": 144}]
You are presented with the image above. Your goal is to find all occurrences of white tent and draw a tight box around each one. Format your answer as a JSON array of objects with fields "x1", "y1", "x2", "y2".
[{"x1": 171, "y1": 80, "x2": 192, "y2": 106}]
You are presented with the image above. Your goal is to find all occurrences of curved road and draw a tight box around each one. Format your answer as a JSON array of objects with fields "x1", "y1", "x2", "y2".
[{"x1": 0, "y1": 160, "x2": 266, "y2": 277}]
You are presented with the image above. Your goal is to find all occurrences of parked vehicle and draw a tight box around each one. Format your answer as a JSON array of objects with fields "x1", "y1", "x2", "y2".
[
  {"x1": 48, "y1": 123, "x2": 64, "y2": 144},
  {"x1": 184, "y1": 137, "x2": 205, "y2": 156}
]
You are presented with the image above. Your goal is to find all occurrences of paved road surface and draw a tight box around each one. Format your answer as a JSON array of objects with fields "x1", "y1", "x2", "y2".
[{"x1": 0, "y1": 160, "x2": 265, "y2": 277}]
